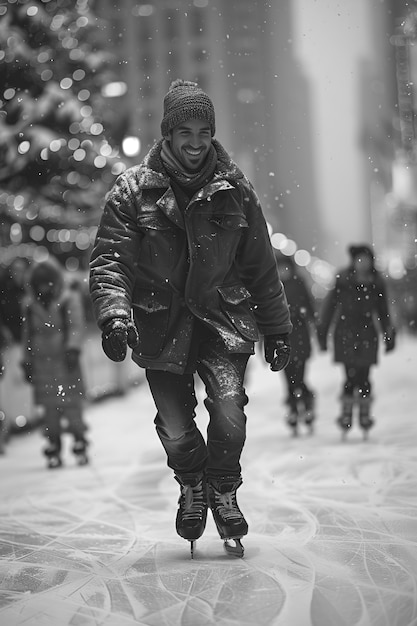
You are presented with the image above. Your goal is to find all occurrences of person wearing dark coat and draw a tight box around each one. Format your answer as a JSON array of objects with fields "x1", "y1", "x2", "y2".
[
  {"x1": 21, "y1": 257, "x2": 89, "y2": 468},
  {"x1": 0, "y1": 311, "x2": 12, "y2": 454},
  {"x1": 275, "y1": 253, "x2": 317, "y2": 434},
  {"x1": 317, "y1": 244, "x2": 396, "y2": 435},
  {"x1": 0, "y1": 256, "x2": 30, "y2": 344},
  {"x1": 89, "y1": 79, "x2": 292, "y2": 555}
]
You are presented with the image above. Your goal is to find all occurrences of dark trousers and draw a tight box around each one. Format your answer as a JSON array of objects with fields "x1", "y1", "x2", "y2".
[
  {"x1": 283, "y1": 358, "x2": 314, "y2": 410},
  {"x1": 146, "y1": 323, "x2": 250, "y2": 480},
  {"x1": 44, "y1": 405, "x2": 87, "y2": 451},
  {"x1": 343, "y1": 364, "x2": 371, "y2": 398}
]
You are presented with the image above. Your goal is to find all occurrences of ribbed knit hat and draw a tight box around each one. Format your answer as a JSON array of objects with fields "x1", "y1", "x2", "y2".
[
  {"x1": 348, "y1": 244, "x2": 374, "y2": 261},
  {"x1": 161, "y1": 79, "x2": 216, "y2": 137},
  {"x1": 348, "y1": 244, "x2": 376, "y2": 270}
]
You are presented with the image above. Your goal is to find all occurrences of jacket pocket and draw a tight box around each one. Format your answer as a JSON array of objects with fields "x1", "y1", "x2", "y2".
[
  {"x1": 132, "y1": 289, "x2": 171, "y2": 357},
  {"x1": 217, "y1": 284, "x2": 259, "y2": 341},
  {"x1": 210, "y1": 214, "x2": 248, "y2": 230}
]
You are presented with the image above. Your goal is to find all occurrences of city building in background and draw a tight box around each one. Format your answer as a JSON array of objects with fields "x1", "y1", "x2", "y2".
[
  {"x1": 97, "y1": 0, "x2": 416, "y2": 276},
  {"x1": 1, "y1": 0, "x2": 415, "y2": 294}
]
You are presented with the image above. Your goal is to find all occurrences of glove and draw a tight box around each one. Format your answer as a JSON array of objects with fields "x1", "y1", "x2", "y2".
[
  {"x1": 101, "y1": 318, "x2": 139, "y2": 362},
  {"x1": 264, "y1": 334, "x2": 291, "y2": 371},
  {"x1": 384, "y1": 327, "x2": 396, "y2": 353},
  {"x1": 65, "y1": 348, "x2": 80, "y2": 371},
  {"x1": 21, "y1": 361, "x2": 33, "y2": 384}
]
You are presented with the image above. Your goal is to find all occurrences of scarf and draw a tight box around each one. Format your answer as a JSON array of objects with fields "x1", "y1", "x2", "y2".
[{"x1": 160, "y1": 139, "x2": 218, "y2": 194}]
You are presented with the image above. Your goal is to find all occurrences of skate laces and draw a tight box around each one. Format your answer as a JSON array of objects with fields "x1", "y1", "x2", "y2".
[
  {"x1": 213, "y1": 489, "x2": 243, "y2": 522},
  {"x1": 180, "y1": 482, "x2": 206, "y2": 521}
]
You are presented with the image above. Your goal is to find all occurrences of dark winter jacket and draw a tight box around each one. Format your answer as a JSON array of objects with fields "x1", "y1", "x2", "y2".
[
  {"x1": 0, "y1": 312, "x2": 10, "y2": 378},
  {"x1": 90, "y1": 140, "x2": 292, "y2": 374},
  {"x1": 282, "y1": 273, "x2": 316, "y2": 362},
  {"x1": 318, "y1": 268, "x2": 394, "y2": 366},
  {"x1": 0, "y1": 268, "x2": 27, "y2": 343},
  {"x1": 22, "y1": 287, "x2": 85, "y2": 410}
]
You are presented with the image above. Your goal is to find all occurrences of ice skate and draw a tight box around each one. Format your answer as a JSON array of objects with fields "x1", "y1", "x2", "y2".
[
  {"x1": 285, "y1": 394, "x2": 299, "y2": 436},
  {"x1": 208, "y1": 476, "x2": 248, "y2": 557},
  {"x1": 286, "y1": 411, "x2": 299, "y2": 437},
  {"x1": 358, "y1": 397, "x2": 374, "y2": 441},
  {"x1": 72, "y1": 439, "x2": 89, "y2": 466},
  {"x1": 175, "y1": 473, "x2": 207, "y2": 558},
  {"x1": 44, "y1": 444, "x2": 62, "y2": 469},
  {"x1": 337, "y1": 395, "x2": 354, "y2": 441},
  {"x1": 304, "y1": 411, "x2": 315, "y2": 435},
  {"x1": 299, "y1": 391, "x2": 315, "y2": 435}
]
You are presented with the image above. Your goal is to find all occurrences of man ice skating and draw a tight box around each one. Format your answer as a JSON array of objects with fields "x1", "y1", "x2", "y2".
[{"x1": 89, "y1": 79, "x2": 292, "y2": 557}]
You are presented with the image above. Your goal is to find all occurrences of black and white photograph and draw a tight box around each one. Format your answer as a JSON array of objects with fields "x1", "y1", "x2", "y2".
[{"x1": 1, "y1": 1, "x2": 416, "y2": 624}]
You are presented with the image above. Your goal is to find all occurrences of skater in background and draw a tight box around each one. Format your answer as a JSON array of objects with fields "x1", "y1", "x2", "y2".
[
  {"x1": 0, "y1": 257, "x2": 32, "y2": 435},
  {"x1": 317, "y1": 244, "x2": 396, "y2": 438},
  {"x1": 275, "y1": 253, "x2": 318, "y2": 435},
  {"x1": 0, "y1": 311, "x2": 12, "y2": 454},
  {"x1": 0, "y1": 256, "x2": 30, "y2": 344},
  {"x1": 21, "y1": 256, "x2": 89, "y2": 468},
  {"x1": 90, "y1": 79, "x2": 292, "y2": 557}
]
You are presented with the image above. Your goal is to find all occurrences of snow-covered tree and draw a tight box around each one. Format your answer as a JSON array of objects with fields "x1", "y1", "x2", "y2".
[{"x1": 0, "y1": 0, "x2": 127, "y2": 264}]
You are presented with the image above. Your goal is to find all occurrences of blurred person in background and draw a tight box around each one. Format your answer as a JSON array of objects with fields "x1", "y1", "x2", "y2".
[
  {"x1": 275, "y1": 253, "x2": 318, "y2": 436},
  {"x1": 21, "y1": 256, "x2": 89, "y2": 468},
  {"x1": 0, "y1": 310, "x2": 12, "y2": 454},
  {"x1": 0, "y1": 256, "x2": 30, "y2": 344},
  {"x1": 0, "y1": 256, "x2": 31, "y2": 441},
  {"x1": 317, "y1": 244, "x2": 396, "y2": 440},
  {"x1": 90, "y1": 79, "x2": 292, "y2": 557}
]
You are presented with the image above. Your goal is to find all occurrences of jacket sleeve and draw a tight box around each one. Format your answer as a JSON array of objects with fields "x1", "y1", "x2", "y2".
[
  {"x1": 235, "y1": 180, "x2": 292, "y2": 336},
  {"x1": 89, "y1": 172, "x2": 142, "y2": 329},
  {"x1": 298, "y1": 276, "x2": 317, "y2": 323},
  {"x1": 374, "y1": 274, "x2": 394, "y2": 334},
  {"x1": 21, "y1": 303, "x2": 32, "y2": 365},
  {"x1": 317, "y1": 282, "x2": 338, "y2": 340}
]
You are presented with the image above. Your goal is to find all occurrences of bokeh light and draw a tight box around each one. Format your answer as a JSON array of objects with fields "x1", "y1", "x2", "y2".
[{"x1": 122, "y1": 136, "x2": 141, "y2": 157}]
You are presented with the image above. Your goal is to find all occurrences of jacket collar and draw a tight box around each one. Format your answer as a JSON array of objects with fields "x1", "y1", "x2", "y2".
[
  {"x1": 155, "y1": 179, "x2": 236, "y2": 229},
  {"x1": 134, "y1": 139, "x2": 244, "y2": 229}
]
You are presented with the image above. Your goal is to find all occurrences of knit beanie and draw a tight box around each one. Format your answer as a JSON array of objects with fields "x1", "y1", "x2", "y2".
[
  {"x1": 348, "y1": 244, "x2": 374, "y2": 261},
  {"x1": 161, "y1": 79, "x2": 216, "y2": 137},
  {"x1": 29, "y1": 258, "x2": 63, "y2": 296}
]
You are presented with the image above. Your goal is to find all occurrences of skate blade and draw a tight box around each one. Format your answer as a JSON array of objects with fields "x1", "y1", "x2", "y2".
[
  {"x1": 286, "y1": 421, "x2": 298, "y2": 437},
  {"x1": 190, "y1": 540, "x2": 196, "y2": 559},
  {"x1": 223, "y1": 538, "x2": 244, "y2": 558},
  {"x1": 362, "y1": 429, "x2": 370, "y2": 441},
  {"x1": 48, "y1": 458, "x2": 63, "y2": 469}
]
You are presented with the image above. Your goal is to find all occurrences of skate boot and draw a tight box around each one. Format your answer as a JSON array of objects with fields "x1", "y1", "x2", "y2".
[
  {"x1": 337, "y1": 395, "x2": 354, "y2": 440},
  {"x1": 286, "y1": 410, "x2": 299, "y2": 436},
  {"x1": 72, "y1": 439, "x2": 89, "y2": 465},
  {"x1": 208, "y1": 476, "x2": 248, "y2": 557},
  {"x1": 175, "y1": 473, "x2": 208, "y2": 558},
  {"x1": 301, "y1": 390, "x2": 315, "y2": 434},
  {"x1": 358, "y1": 397, "x2": 374, "y2": 440},
  {"x1": 285, "y1": 394, "x2": 299, "y2": 436},
  {"x1": 44, "y1": 444, "x2": 62, "y2": 469}
]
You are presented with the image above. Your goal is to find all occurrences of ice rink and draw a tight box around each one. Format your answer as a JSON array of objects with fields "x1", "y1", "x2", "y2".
[{"x1": 0, "y1": 335, "x2": 416, "y2": 626}]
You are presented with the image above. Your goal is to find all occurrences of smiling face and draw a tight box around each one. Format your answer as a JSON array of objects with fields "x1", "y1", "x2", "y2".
[{"x1": 166, "y1": 118, "x2": 212, "y2": 172}]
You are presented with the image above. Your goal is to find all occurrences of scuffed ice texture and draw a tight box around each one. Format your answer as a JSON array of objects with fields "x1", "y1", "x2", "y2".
[{"x1": 0, "y1": 337, "x2": 416, "y2": 625}]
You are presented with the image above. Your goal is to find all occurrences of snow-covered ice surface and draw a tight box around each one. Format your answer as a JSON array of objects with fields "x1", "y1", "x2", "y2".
[{"x1": 0, "y1": 335, "x2": 416, "y2": 626}]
